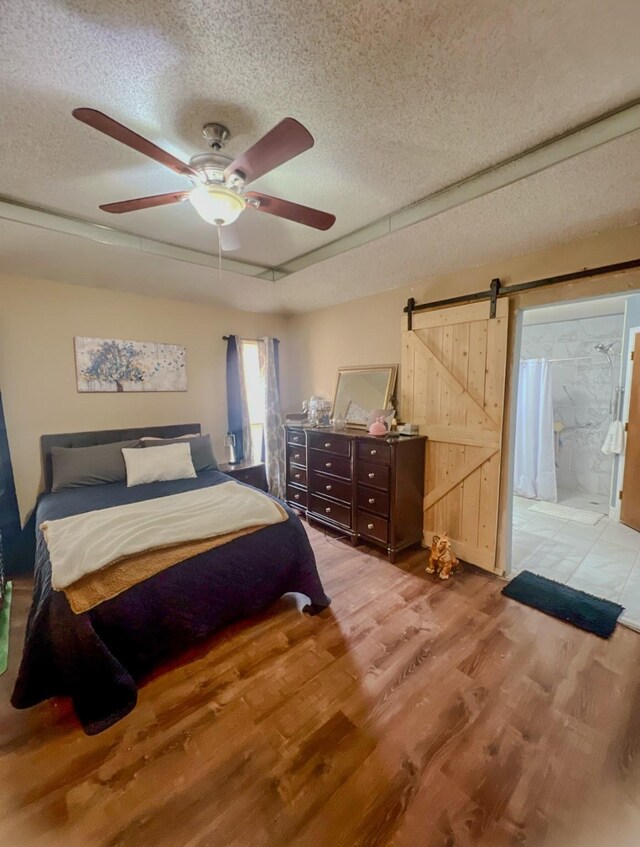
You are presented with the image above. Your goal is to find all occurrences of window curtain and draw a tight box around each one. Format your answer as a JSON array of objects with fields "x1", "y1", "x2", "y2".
[
  {"x1": 225, "y1": 335, "x2": 252, "y2": 463},
  {"x1": 514, "y1": 358, "x2": 557, "y2": 501},
  {"x1": 259, "y1": 337, "x2": 286, "y2": 498}
]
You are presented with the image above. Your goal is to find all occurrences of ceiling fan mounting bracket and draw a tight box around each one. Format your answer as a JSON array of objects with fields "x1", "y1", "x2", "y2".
[{"x1": 202, "y1": 122, "x2": 230, "y2": 150}]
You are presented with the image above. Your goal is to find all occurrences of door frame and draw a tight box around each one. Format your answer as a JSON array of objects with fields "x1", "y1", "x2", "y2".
[
  {"x1": 613, "y1": 324, "x2": 640, "y2": 522},
  {"x1": 496, "y1": 272, "x2": 640, "y2": 576},
  {"x1": 503, "y1": 308, "x2": 524, "y2": 576}
]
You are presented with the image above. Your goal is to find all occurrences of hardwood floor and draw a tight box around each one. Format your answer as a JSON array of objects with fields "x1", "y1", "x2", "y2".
[{"x1": 2, "y1": 524, "x2": 640, "y2": 846}]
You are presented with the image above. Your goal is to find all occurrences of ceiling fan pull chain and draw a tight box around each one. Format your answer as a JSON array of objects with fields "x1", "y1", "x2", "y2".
[{"x1": 217, "y1": 224, "x2": 223, "y2": 286}]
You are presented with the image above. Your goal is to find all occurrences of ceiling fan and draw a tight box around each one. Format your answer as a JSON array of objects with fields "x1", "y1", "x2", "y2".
[{"x1": 72, "y1": 108, "x2": 336, "y2": 252}]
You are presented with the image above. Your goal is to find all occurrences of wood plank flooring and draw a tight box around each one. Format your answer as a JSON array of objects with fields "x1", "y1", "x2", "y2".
[{"x1": 2, "y1": 525, "x2": 640, "y2": 846}]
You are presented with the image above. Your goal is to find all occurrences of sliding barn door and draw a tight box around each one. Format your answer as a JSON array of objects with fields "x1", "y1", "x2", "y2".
[{"x1": 401, "y1": 300, "x2": 509, "y2": 571}]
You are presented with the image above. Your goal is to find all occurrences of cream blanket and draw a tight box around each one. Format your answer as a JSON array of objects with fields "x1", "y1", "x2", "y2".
[{"x1": 42, "y1": 481, "x2": 287, "y2": 591}]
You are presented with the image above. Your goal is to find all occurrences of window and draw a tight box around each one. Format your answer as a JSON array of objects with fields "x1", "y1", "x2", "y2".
[{"x1": 240, "y1": 340, "x2": 266, "y2": 460}]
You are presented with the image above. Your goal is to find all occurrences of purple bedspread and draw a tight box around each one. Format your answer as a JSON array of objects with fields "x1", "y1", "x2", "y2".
[{"x1": 11, "y1": 471, "x2": 330, "y2": 734}]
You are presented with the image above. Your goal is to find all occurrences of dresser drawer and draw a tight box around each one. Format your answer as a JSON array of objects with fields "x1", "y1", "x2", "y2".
[
  {"x1": 357, "y1": 460, "x2": 390, "y2": 491},
  {"x1": 286, "y1": 486, "x2": 307, "y2": 508},
  {"x1": 309, "y1": 450, "x2": 351, "y2": 479},
  {"x1": 357, "y1": 485, "x2": 390, "y2": 517},
  {"x1": 357, "y1": 511, "x2": 389, "y2": 544},
  {"x1": 357, "y1": 441, "x2": 391, "y2": 465},
  {"x1": 310, "y1": 471, "x2": 352, "y2": 504},
  {"x1": 287, "y1": 429, "x2": 306, "y2": 447},
  {"x1": 309, "y1": 494, "x2": 352, "y2": 528},
  {"x1": 288, "y1": 446, "x2": 307, "y2": 467},
  {"x1": 307, "y1": 432, "x2": 351, "y2": 457},
  {"x1": 288, "y1": 466, "x2": 307, "y2": 487}
]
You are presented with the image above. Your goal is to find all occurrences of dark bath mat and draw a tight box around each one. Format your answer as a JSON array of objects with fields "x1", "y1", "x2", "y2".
[{"x1": 503, "y1": 570, "x2": 623, "y2": 638}]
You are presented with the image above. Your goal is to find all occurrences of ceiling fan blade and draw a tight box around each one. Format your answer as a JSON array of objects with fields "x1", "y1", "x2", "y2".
[
  {"x1": 219, "y1": 223, "x2": 241, "y2": 252},
  {"x1": 224, "y1": 118, "x2": 314, "y2": 185},
  {"x1": 99, "y1": 191, "x2": 190, "y2": 214},
  {"x1": 246, "y1": 192, "x2": 335, "y2": 231},
  {"x1": 73, "y1": 108, "x2": 198, "y2": 178}
]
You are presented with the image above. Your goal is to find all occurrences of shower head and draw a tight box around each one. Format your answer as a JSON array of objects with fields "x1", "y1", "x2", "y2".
[{"x1": 594, "y1": 342, "x2": 615, "y2": 369}]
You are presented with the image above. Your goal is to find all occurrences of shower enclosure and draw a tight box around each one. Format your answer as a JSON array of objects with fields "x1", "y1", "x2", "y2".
[{"x1": 516, "y1": 311, "x2": 624, "y2": 514}]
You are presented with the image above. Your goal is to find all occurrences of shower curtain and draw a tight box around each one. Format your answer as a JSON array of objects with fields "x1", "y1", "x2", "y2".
[{"x1": 514, "y1": 358, "x2": 557, "y2": 501}]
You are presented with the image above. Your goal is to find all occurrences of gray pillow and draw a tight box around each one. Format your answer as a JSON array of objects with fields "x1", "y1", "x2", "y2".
[
  {"x1": 51, "y1": 439, "x2": 142, "y2": 491},
  {"x1": 142, "y1": 434, "x2": 218, "y2": 473}
]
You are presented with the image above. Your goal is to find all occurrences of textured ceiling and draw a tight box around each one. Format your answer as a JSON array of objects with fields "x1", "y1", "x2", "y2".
[
  {"x1": 1, "y1": 129, "x2": 638, "y2": 314},
  {"x1": 0, "y1": 0, "x2": 639, "y2": 307}
]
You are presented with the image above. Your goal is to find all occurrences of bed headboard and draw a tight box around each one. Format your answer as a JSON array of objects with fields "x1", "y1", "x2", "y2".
[{"x1": 40, "y1": 423, "x2": 201, "y2": 492}]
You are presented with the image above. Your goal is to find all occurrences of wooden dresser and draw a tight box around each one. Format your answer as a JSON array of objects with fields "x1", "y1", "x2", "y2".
[{"x1": 285, "y1": 426, "x2": 426, "y2": 561}]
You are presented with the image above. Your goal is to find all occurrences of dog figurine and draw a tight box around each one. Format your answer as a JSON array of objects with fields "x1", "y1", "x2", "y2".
[{"x1": 426, "y1": 533, "x2": 460, "y2": 580}]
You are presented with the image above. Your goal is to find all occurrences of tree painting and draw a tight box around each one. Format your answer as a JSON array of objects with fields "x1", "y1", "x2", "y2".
[
  {"x1": 81, "y1": 340, "x2": 145, "y2": 392},
  {"x1": 75, "y1": 337, "x2": 187, "y2": 393}
]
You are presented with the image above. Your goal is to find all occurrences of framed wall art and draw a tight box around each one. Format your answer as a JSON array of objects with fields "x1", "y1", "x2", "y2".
[{"x1": 74, "y1": 337, "x2": 187, "y2": 393}]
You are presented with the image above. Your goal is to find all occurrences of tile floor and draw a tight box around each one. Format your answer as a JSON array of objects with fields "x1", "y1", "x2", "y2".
[{"x1": 511, "y1": 495, "x2": 640, "y2": 630}]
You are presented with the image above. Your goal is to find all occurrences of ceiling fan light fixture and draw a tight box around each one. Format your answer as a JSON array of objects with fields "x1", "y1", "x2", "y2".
[{"x1": 188, "y1": 185, "x2": 246, "y2": 226}]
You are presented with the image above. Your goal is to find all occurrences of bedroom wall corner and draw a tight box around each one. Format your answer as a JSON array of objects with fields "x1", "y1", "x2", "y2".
[
  {"x1": 0, "y1": 273, "x2": 289, "y2": 520},
  {"x1": 284, "y1": 222, "x2": 640, "y2": 416}
]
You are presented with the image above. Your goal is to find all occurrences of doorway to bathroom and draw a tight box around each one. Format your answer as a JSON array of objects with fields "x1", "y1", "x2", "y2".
[{"x1": 510, "y1": 291, "x2": 640, "y2": 630}]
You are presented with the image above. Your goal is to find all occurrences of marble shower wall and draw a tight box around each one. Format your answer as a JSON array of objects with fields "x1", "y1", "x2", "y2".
[{"x1": 520, "y1": 313, "x2": 624, "y2": 500}]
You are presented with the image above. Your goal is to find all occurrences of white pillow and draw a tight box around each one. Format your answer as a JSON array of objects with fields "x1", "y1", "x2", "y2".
[{"x1": 122, "y1": 443, "x2": 196, "y2": 487}]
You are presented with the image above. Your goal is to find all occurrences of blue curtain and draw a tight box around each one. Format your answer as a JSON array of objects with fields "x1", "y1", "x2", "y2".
[
  {"x1": 0, "y1": 391, "x2": 23, "y2": 577},
  {"x1": 225, "y1": 336, "x2": 246, "y2": 461}
]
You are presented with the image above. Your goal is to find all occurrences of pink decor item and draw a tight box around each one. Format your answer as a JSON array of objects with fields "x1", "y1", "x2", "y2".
[{"x1": 368, "y1": 416, "x2": 387, "y2": 436}]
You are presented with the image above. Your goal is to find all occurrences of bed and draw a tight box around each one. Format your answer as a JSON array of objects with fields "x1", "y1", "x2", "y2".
[{"x1": 11, "y1": 424, "x2": 330, "y2": 734}]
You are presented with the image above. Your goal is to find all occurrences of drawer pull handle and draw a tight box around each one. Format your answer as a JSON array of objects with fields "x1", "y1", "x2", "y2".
[
  {"x1": 294, "y1": 473, "x2": 301, "y2": 480},
  {"x1": 367, "y1": 523, "x2": 374, "y2": 530},
  {"x1": 324, "y1": 442, "x2": 331, "y2": 448},
  {"x1": 294, "y1": 454, "x2": 301, "y2": 461},
  {"x1": 370, "y1": 449, "x2": 377, "y2": 456},
  {"x1": 326, "y1": 484, "x2": 332, "y2": 491},
  {"x1": 368, "y1": 497, "x2": 375, "y2": 504},
  {"x1": 368, "y1": 472, "x2": 375, "y2": 479},
  {"x1": 294, "y1": 493, "x2": 300, "y2": 500},
  {"x1": 325, "y1": 507, "x2": 331, "y2": 514},
  {"x1": 325, "y1": 462, "x2": 332, "y2": 468},
  {"x1": 293, "y1": 437, "x2": 299, "y2": 442}
]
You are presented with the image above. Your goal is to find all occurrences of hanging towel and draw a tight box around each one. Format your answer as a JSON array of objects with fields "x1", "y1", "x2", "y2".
[{"x1": 601, "y1": 420, "x2": 624, "y2": 455}]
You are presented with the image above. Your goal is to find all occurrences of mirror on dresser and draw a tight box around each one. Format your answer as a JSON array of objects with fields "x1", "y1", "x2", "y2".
[{"x1": 331, "y1": 365, "x2": 397, "y2": 428}]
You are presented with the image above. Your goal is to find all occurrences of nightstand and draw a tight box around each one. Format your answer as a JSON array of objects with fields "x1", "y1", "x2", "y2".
[{"x1": 218, "y1": 460, "x2": 268, "y2": 492}]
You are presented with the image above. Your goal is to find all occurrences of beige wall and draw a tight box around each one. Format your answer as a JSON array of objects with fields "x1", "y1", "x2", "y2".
[
  {"x1": 3, "y1": 223, "x2": 640, "y2": 534},
  {"x1": 0, "y1": 274, "x2": 288, "y2": 518},
  {"x1": 286, "y1": 223, "x2": 640, "y2": 412},
  {"x1": 286, "y1": 223, "x2": 640, "y2": 574}
]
